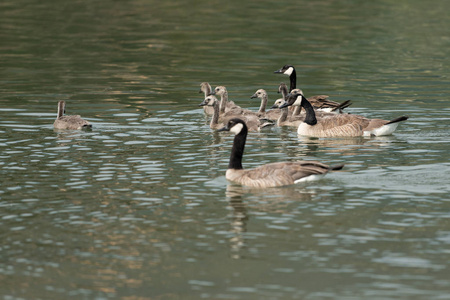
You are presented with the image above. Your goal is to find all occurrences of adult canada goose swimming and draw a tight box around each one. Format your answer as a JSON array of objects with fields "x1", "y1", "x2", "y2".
[
  {"x1": 250, "y1": 88, "x2": 284, "y2": 120},
  {"x1": 274, "y1": 65, "x2": 297, "y2": 92},
  {"x1": 274, "y1": 65, "x2": 352, "y2": 113},
  {"x1": 280, "y1": 90, "x2": 409, "y2": 137},
  {"x1": 218, "y1": 118, "x2": 344, "y2": 188},
  {"x1": 199, "y1": 96, "x2": 271, "y2": 132},
  {"x1": 199, "y1": 82, "x2": 214, "y2": 115},
  {"x1": 53, "y1": 101, "x2": 92, "y2": 130}
]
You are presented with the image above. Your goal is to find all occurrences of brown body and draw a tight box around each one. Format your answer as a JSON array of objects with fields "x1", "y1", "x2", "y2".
[
  {"x1": 218, "y1": 118, "x2": 344, "y2": 188},
  {"x1": 250, "y1": 89, "x2": 284, "y2": 120},
  {"x1": 199, "y1": 96, "x2": 269, "y2": 131},
  {"x1": 210, "y1": 86, "x2": 243, "y2": 114},
  {"x1": 53, "y1": 101, "x2": 91, "y2": 130},
  {"x1": 226, "y1": 161, "x2": 340, "y2": 188},
  {"x1": 281, "y1": 90, "x2": 408, "y2": 137}
]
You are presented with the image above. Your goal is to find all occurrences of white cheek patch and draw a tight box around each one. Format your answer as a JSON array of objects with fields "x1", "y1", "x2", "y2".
[
  {"x1": 230, "y1": 123, "x2": 244, "y2": 135},
  {"x1": 293, "y1": 95, "x2": 303, "y2": 106},
  {"x1": 284, "y1": 67, "x2": 294, "y2": 76}
]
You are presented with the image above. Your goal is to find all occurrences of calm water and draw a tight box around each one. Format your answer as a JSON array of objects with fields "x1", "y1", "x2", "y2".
[{"x1": 1, "y1": 0, "x2": 449, "y2": 299}]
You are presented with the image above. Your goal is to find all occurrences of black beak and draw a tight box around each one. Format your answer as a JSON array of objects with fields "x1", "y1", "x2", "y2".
[
  {"x1": 270, "y1": 104, "x2": 279, "y2": 109},
  {"x1": 278, "y1": 102, "x2": 290, "y2": 109},
  {"x1": 274, "y1": 68, "x2": 283, "y2": 74},
  {"x1": 217, "y1": 125, "x2": 229, "y2": 132},
  {"x1": 208, "y1": 91, "x2": 216, "y2": 96},
  {"x1": 199, "y1": 100, "x2": 207, "y2": 106},
  {"x1": 250, "y1": 93, "x2": 257, "y2": 99}
]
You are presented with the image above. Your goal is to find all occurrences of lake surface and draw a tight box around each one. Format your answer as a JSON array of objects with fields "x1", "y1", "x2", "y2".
[{"x1": 1, "y1": 0, "x2": 449, "y2": 299}]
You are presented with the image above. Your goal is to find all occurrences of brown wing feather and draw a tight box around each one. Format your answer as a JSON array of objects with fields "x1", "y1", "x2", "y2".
[
  {"x1": 362, "y1": 118, "x2": 389, "y2": 131},
  {"x1": 308, "y1": 95, "x2": 343, "y2": 109},
  {"x1": 304, "y1": 114, "x2": 367, "y2": 137}
]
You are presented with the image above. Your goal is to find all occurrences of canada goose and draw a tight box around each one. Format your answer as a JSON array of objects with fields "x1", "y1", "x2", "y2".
[
  {"x1": 250, "y1": 88, "x2": 284, "y2": 120},
  {"x1": 274, "y1": 65, "x2": 352, "y2": 113},
  {"x1": 275, "y1": 83, "x2": 333, "y2": 124},
  {"x1": 280, "y1": 90, "x2": 409, "y2": 137},
  {"x1": 199, "y1": 82, "x2": 214, "y2": 115},
  {"x1": 218, "y1": 118, "x2": 344, "y2": 188},
  {"x1": 209, "y1": 86, "x2": 243, "y2": 114},
  {"x1": 53, "y1": 101, "x2": 92, "y2": 130},
  {"x1": 271, "y1": 97, "x2": 336, "y2": 127},
  {"x1": 278, "y1": 82, "x2": 289, "y2": 100},
  {"x1": 274, "y1": 65, "x2": 297, "y2": 92},
  {"x1": 270, "y1": 99, "x2": 303, "y2": 127},
  {"x1": 198, "y1": 95, "x2": 224, "y2": 129},
  {"x1": 276, "y1": 82, "x2": 299, "y2": 115},
  {"x1": 199, "y1": 96, "x2": 271, "y2": 132}
]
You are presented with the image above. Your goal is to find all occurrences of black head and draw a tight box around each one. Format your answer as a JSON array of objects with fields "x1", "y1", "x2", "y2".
[
  {"x1": 274, "y1": 65, "x2": 295, "y2": 74},
  {"x1": 278, "y1": 90, "x2": 303, "y2": 109},
  {"x1": 217, "y1": 118, "x2": 247, "y2": 135}
]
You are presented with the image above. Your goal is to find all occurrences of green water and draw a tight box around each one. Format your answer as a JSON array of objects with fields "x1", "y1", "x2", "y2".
[{"x1": 1, "y1": 0, "x2": 449, "y2": 299}]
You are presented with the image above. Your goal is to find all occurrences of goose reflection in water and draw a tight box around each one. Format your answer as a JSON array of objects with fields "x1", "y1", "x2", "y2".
[{"x1": 225, "y1": 184, "x2": 320, "y2": 259}]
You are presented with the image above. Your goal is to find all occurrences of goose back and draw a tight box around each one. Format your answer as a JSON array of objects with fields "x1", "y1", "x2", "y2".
[
  {"x1": 211, "y1": 86, "x2": 242, "y2": 114},
  {"x1": 53, "y1": 101, "x2": 91, "y2": 130},
  {"x1": 226, "y1": 161, "x2": 340, "y2": 188},
  {"x1": 200, "y1": 96, "x2": 268, "y2": 132},
  {"x1": 284, "y1": 91, "x2": 408, "y2": 137}
]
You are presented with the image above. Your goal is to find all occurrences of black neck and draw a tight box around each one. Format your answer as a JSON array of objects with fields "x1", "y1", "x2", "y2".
[
  {"x1": 228, "y1": 127, "x2": 247, "y2": 170},
  {"x1": 301, "y1": 96, "x2": 317, "y2": 125},
  {"x1": 289, "y1": 69, "x2": 296, "y2": 92}
]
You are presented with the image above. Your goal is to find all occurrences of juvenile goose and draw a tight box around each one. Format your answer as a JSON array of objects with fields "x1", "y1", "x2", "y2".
[
  {"x1": 218, "y1": 118, "x2": 344, "y2": 188},
  {"x1": 199, "y1": 96, "x2": 270, "y2": 132},
  {"x1": 199, "y1": 82, "x2": 214, "y2": 115},
  {"x1": 270, "y1": 99, "x2": 303, "y2": 127},
  {"x1": 280, "y1": 90, "x2": 409, "y2": 137},
  {"x1": 276, "y1": 84, "x2": 334, "y2": 122},
  {"x1": 198, "y1": 95, "x2": 225, "y2": 129},
  {"x1": 274, "y1": 65, "x2": 352, "y2": 113},
  {"x1": 250, "y1": 88, "x2": 283, "y2": 120},
  {"x1": 271, "y1": 97, "x2": 335, "y2": 126},
  {"x1": 53, "y1": 101, "x2": 92, "y2": 130},
  {"x1": 210, "y1": 86, "x2": 243, "y2": 114}
]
